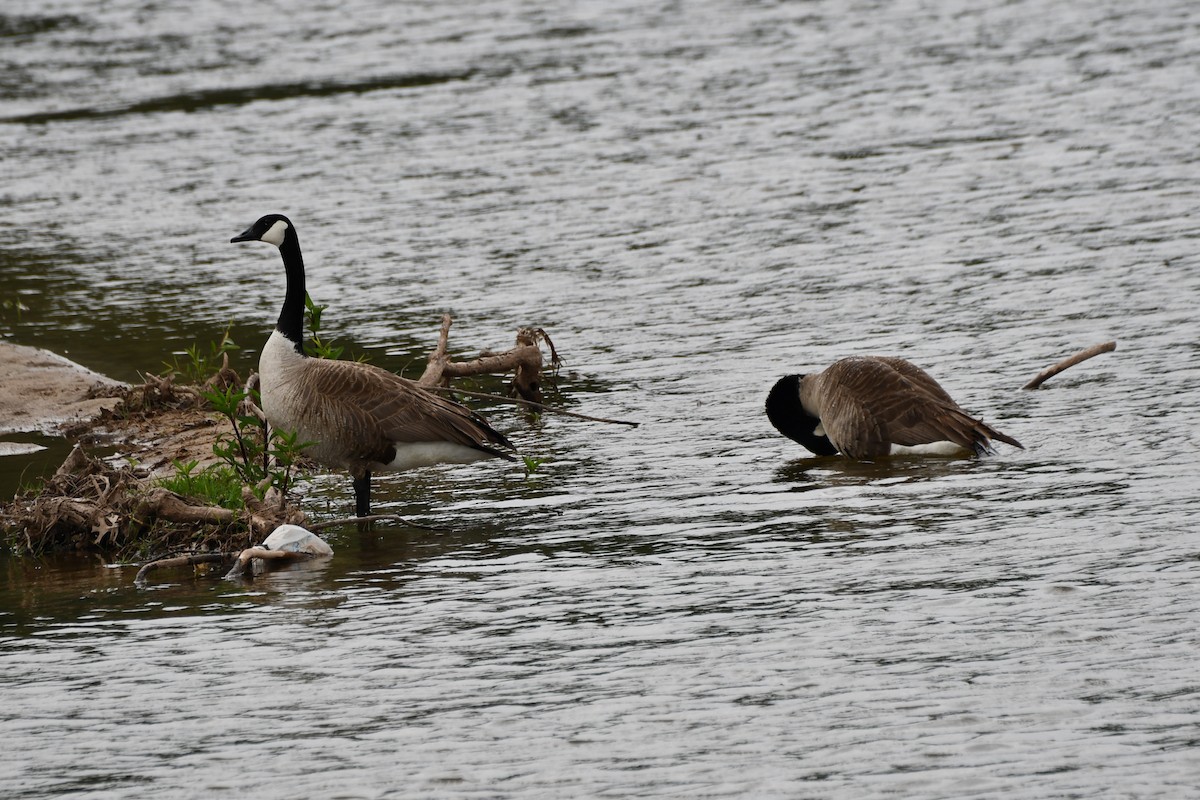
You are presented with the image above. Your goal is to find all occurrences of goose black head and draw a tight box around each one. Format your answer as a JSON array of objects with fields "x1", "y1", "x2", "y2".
[
  {"x1": 231, "y1": 213, "x2": 294, "y2": 247},
  {"x1": 765, "y1": 374, "x2": 839, "y2": 456}
]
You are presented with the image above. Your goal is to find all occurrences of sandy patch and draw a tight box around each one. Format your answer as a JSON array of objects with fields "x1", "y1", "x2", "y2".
[{"x1": 0, "y1": 341, "x2": 126, "y2": 437}]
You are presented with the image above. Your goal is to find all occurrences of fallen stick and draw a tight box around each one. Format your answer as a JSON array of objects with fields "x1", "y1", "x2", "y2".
[
  {"x1": 1022, "y1": 341, "x2": 1116, "y2": 390},
  {"x1": 223, "y1": 546, "x2": 323, "y2": 579},
  {"x1": 140, "y1": 488, "x2": 236, "y2": 525},
  {"x1": 422, "y1": 385, "x2": 640, "y2": 427}
]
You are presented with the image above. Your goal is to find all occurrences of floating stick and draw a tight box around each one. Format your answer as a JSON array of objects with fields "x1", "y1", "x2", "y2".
[{"x1": 1022, "y1": 341, "x2": 1116, "y2": 390}]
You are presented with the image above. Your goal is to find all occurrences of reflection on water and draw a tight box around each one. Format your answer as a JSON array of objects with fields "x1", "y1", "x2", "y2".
[
  {"x1": 773, "y1": 453, "x2": 977, "y2": 486},
  {"x1": 3, "y1": 0, "x2": 1200, "y2": 797}
]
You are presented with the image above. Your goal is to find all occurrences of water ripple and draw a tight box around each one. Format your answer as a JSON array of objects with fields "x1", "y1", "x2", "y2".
[{"x1": 4, "y1": 0, "x2": 1200, "y2": 797}]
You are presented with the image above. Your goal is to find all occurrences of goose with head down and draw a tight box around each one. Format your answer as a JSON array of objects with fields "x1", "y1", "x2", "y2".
[
  {"x1": 766, "y1": 356, "x2": 1022, "y2": 459},
  {"x1": 231, "y1": 213, "x2": 515, "y2": 517}
]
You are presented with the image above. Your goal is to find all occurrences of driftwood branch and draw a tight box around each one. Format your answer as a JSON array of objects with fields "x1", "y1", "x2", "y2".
[
  {"x1": 137, "y1": 487, "x2": 236, "y2": 525},
  {"x1": 127, "y1": 487, "x2": 298, "y2": 540},
  {"x1": 1022, "y1": 341, "x2": 1117, "y2": 390},
  {"x1": 441, "y1": 345, "x2": 543, "y2": 382},
  {"x1": 416, "y1": 318, "x2": 558, "y2": 404},
  {"x1": 418, "y1": 314, "x2": 455, "y2": 386},
  {"x1": 377, "y1": 316, "x2": 634, "y2": 424}
]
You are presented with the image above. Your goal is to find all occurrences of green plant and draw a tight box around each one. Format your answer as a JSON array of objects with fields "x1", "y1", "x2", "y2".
[
  {"x1": 153, "y1": 316, "x2": 332, "y2": 510},
  {"x1": 159, "y1": 385, "x2": 313, "y2": 509},
  {"x1": 203, "y1": 384, "x2": 312, "y2": 498},
  {"x1": 521, "y1": 454, "x2": 545, "y2": 477},
  {"x1": 14, "y1": 465, "x2": 46, "y2": 499},
  {"x1": 158, "y1": 459, "x2": 245, "y2": 510},
  {"x1": 304, "y1": 293, "x2": 370, "y2": 362},
  {"x1": 162, "y1": 324, "x2": 240, "y2": 383},
  {"x1": 304, "y1": 293, "x2": 344, "y2": 360}
]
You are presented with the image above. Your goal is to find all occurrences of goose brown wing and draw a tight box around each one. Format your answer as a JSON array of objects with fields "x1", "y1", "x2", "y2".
[
  {"x1": 302, "y1": 359, "x2": 514, "y2": 463},
  {"x1": 818, "y1": 357, "x2": 988, "y2": 458},
  {"x1": 814, "y1": 359, "x2": 894, "y2": 458},
  {"x1": 872, "y1": 358, "x2": 1023, "y2": 451},
  {"x1": 868, "y1": 357, "x2": 957, "y2": 404}
]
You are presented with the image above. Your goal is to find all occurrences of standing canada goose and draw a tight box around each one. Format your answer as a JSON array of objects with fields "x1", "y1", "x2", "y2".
[
  {"x1": 765, "y1": 356, "x2": 1023, "y2": 459},
  {"x1": 231, "y1": 213, "x2": 515, "y2": 517}
]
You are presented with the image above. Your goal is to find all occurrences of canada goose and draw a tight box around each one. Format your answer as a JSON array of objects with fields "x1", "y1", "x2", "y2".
[
  {"x1": 231, "y1": 213, "x2": 515, "y2": 517},
  {"x1": 765, "y1": 356, "x2": 1023, "y2": 459}
]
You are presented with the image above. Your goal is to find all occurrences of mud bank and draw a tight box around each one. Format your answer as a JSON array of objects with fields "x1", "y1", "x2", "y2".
[{"x1": 0, "y1": 342, "x2": 126, "y2": 441}]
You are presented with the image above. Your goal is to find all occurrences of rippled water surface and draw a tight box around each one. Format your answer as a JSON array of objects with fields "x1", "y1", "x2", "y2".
[{"x1": 3, "y1": 0, "x2": 1199, "y2": 797}]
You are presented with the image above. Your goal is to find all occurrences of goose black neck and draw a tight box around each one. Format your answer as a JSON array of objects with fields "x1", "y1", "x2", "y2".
[
  {"x1": 766, "y1": 375, "x2": 839, "y2": 456},
  {"x1": 276, "y1": 233, "x2": 307, "y2": 355}
]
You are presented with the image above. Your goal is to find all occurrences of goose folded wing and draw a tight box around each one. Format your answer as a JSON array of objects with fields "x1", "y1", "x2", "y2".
[
  {"x1": 882, "y1": 399, "x2": 991, "y2": 451},
  {"x1": 304, "y1": 359, "x2": 513, "y2": 459},
  {"x1": 867, "y1": 357, "x2": 1020, "y2": 451}
]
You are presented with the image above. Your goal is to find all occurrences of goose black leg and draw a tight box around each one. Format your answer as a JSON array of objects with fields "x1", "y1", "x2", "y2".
[{"x1": 353, "y1": 471, "x2": 372, "y2": 519}]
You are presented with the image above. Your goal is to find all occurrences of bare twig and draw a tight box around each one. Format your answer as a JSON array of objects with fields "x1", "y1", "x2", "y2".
[
  {"x1": 422, "y1": 384, "x2": 639, "y2": 427},
  {"x1": 1022, "y1": 341, "x2": 1117, "y2": 390},
  {"x1": 526, "y1": 328, "x2": 561, "y2": 371},
  {"x1": 512, "y1": 327, "x2": 559, "y2": 401}
]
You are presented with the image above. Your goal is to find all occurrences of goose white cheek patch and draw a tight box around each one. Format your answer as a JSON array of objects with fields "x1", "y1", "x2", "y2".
[{"x1": 261, "y1": 219, "x2": 289, "y2": 246}]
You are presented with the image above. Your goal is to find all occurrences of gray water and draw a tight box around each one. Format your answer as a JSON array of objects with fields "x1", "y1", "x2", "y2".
[{"x1": 3, "y1": 0, "x2": 1199, "y2": 797}]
